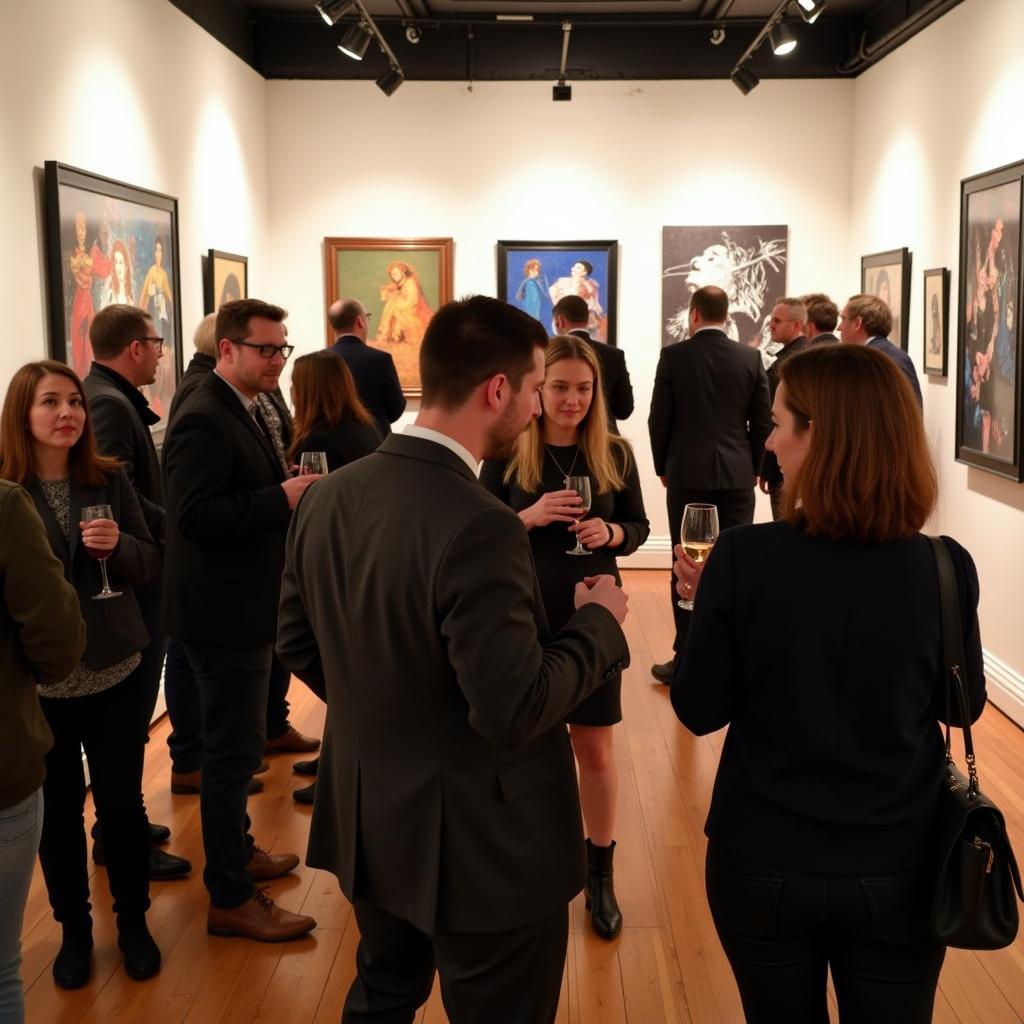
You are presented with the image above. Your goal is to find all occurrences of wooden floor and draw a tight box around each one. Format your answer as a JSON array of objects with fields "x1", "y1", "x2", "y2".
[{"x1": 22, "y1": 570, "x2": 1024, "y2": 1023}]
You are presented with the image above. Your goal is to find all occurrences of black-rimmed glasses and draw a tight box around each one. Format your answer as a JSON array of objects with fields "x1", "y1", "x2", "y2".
[
  {"x1": 234, "y1": 341, "x2": 295, "y2": 360},
  {"x1": 139, "y1": 336, "x2": 164, "y2": 351}
]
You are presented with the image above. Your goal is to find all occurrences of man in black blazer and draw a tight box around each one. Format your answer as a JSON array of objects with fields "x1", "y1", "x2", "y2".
[
  {"x1": 648, "y1": 285, "x2": 772, "y2": 683},
  {"x1": 328, "y1": 299, "x2": 406, "y2": 436},
  {"x1": 83, "y1": 304, "x2": 191, "y2": 880},
  {"x1": 800, "y1": 292, "x2": 840, "y2": 345},
  {"x1": 839, "y1": 293, "x2": 923, "y2": 406},
  {"x1": 552, "y1": 294, "x2": 634, "y2": 433},
  {"x1": 277, "y1": 295, "x2": 630, "y2": 1023},
  {"x1": 163, "y1": 299, "x2": 321, "y2": 942}
]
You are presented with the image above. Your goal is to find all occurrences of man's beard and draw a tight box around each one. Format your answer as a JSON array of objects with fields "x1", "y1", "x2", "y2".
[{"x1": 482, "y1": 399, "x2": 529, "y2": 461}]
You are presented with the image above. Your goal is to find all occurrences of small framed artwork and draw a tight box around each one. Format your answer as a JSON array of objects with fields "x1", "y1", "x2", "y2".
[
  {"x1": 204, "y1": 250, "x2": 248, "y2": 313},
  {"x1": 955, "y1": 159, "x2": 1024, "y2": 480},
  {"x1": 44, "y1": 161, "x2": 183, "y2": 439},
  {"x1": 497, "y1": 240, "x2": 619, "y2": 345},
  {"x1": 923, "y1": 268, "x2": 950, "y2": 377},
  {"x1": 860, "y1": 247, "x2": 912, "y2": 351},
  {"x1": 323, "y1": 237, "x2": 453, "y2": 396}
]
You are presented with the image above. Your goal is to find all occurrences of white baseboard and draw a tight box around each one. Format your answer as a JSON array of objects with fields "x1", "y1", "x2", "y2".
[
  {"x1": 619, "y1": 535, "x2": 673, "y2": 570},
  {"x1": 984, "y1": 648, "x2": 1024, "y2": 730}
]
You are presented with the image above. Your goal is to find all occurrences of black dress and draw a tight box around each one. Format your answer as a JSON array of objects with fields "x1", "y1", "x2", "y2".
[
  {"x1": 480, "y1": 444, "x2": 648, "y2": 725},
  {"x1": 294, "y1": 417, "x2": 382, "y2": 472}
]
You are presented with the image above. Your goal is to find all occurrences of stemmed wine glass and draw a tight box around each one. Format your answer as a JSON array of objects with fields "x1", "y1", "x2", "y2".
[
  {"x1": 565, "y1": 475, "x2": 593, "y2": 557},
  {"x1": 677, "y1": 503, "x2": 719, "y2": 610},
  {"x1": 81, "y1": 504, "x2": 122, "y2": 601},
  {"x1": 299, "y1": 451, "x2": 329, "y2": 476}
]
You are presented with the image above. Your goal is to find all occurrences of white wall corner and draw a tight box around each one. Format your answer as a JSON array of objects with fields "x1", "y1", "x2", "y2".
[{"x1": 984, "y1": 648, "x2": 1024, "y2": 731}]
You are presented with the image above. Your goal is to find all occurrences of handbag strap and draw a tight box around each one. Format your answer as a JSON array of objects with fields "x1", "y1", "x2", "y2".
[{"x1": 928, "y1": 536, "x2": 979, "y2": 797}]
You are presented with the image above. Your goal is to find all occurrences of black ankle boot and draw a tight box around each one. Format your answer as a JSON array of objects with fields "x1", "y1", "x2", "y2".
[
  {"x1": 585, "y1": 839, "x2": 623, "y2": 940},
  {"x1": 53, "y1": 923, "x2": 93, "y2": 989},
  {"x1": 117, "y1": 919, "x2": 161, "y2": 981}
]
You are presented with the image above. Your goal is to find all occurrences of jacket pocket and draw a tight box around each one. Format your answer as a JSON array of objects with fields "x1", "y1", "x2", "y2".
[
  {"x1": 705, "y1": 856, "x2": 783, "y2": 938},
  {"x1": 496, "y1": 736, "x2": 573, "y2": 803}
]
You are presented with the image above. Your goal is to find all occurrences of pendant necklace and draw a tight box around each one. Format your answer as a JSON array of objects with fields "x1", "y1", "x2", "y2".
[{"x1": 544, "y1": 443, "x2": 580, "y2": 486}]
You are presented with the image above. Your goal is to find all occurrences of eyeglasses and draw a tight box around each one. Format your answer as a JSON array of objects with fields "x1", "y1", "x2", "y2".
[
  {"x1": 139, "y1": 336, "x2": 164, "y2": 351},
  {"x1": 361, "y1": 312, "x2": 373, "y2": 320},
  {"x1": 234, "y1": 340, "x2": 295, "y2": 360}
]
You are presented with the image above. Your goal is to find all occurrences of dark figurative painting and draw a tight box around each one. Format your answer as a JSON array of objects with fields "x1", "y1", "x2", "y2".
[
  {"x1": 923, "y1": 267, "x2": 950, "y2": 377},
  {"x1": 204, "y1": 250, "x2": 248, "y2": 313},
  {"x1": 861, "y1": 248, "x2": 912, "y2": 351}
]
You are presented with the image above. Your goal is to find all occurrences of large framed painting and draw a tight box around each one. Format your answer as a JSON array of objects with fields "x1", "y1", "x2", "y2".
[
  {"x1": 860, "y1": 247, "x2": 912, "y2": 351},
  {"x1": 324, "y1": 237, "x2": 453, "y2": 396},
  {"x1": 44, "y1": 162, "x2": 182, "y2": 438},
  {"x1": 923, "y1": 267, "x2": 950, "y2": 377},
  {"x1": 497, "y1": 240, "x2": 619, "y2": 346},
  {"x1": 661, "y1": 225, "x2": 787, "y2": 368},
  {"x1": 955, "y1": 160, "x2": 1024, "y2": 479},
  {"x1": 204, "y1": 249, "x2": 248, "y2": 313}
]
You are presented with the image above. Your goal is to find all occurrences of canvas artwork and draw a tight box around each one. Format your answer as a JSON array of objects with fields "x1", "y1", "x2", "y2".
[
  {"x1": 923, "y1": 268, "x2": 950, "y2": 377},
  {"x1": 861, "y1": 248, "x2": 912, "y2": 351},
  {"x1": 323, "y1": 237, "x2": 453, "y2": 396},
  {"x1": 661, "y1": 226, "x2": 787, "y2": 367},
  {"x1": 204, "y1": 250, "x2": 248, "y2": 313},
  {"x1": 956, "y1": 161, "x2": 1024, "y2": 479},
  {"x1": 497, "y1": 241, "x2": 619, "y2": 345},
  {"x1": 44, "y1": 162, "x2": 182, "y2": 437}
]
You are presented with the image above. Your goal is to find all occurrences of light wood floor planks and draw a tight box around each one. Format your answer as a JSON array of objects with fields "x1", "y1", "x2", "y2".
[{"x1": 22, "y1": 570, "x2": 1024, "y2": 1023}]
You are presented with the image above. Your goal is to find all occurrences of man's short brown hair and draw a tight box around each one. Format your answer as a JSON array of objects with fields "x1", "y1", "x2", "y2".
[
  {"x1": 800, "y1": 293, "x2": 839, "y2": 333},
  {"x1": 552, "y1": 295, "x2": 588, "y2": 325},
  {"x1": 89, "y1": 304, "x2": 152, "y2": 360},
  {"x1": 690, "y1": 285, "x2": 729, "y2": 324},
  {"x1": 773, "y1": 296, "x2": 808, "y2": 322},
  {"x1": 845, "y1": 294, "x2": 893, "y2": 338},
  {"x1": 215, "y1": 299, "x2": 287, "y2": 351}
]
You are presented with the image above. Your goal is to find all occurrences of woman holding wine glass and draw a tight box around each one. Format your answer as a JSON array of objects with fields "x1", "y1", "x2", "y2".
[
  {"x1": 480, "y1": 334, "x2": 649, "y2": 940},
  {"x1": 0, "y1": 360, "x2": 161, "y2": 989}
]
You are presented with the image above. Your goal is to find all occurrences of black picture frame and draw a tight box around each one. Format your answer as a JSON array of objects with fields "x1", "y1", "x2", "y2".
[
  {"x1": 497, "y1": 240, "x2": 619, "y2": 346},
  {"x1": 923, "y1": 267, "x2": 950, "y2": 377},
  {"x1": 955, "y1": 159, "x2": 1024, "y2": 480},
  {"x1": 43, "y1": 161, "x2": 183, "y2": 442},
  {"x1": 860, "y1": 247, "x2": 912, "y2": 351},
  {"x1": 203, "y1": 249, "x2": 248, "y2": 313}
]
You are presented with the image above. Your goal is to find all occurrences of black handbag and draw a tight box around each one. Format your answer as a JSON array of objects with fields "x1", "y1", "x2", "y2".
[{"x1": 929, "y1": 536, "x2": 1023, "y2": 949}]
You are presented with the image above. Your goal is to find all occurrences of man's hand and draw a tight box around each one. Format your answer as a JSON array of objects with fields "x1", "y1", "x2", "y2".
[
  {"x1": 281, "y1": 474, "x2": 322, "y2": 509},
  {"x1": 574, "y1": 574, "x2": 628, "y2": 625},
  {"x1": 673, "y1": 544, "x2": 706, "y2": 603}
]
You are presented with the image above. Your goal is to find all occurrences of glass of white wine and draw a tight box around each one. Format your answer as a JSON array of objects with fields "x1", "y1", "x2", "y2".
[{"x1": 678, "y1": 503, "x2": 719, "y2": 610}]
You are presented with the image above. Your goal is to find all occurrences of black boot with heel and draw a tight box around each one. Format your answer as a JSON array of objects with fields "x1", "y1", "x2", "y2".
[{"x1": 585, "y1": 839, "x2": 623, "y2": 940}]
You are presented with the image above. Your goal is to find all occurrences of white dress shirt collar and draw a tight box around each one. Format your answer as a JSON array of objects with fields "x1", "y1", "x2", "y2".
[{"x1": 403, "y1": 425, "x2": 478, "y2": 475}]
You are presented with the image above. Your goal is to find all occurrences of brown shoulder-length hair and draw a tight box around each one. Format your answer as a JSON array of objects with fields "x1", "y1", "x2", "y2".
[
  {"x1": 289, "y1": 350, "x2": 375, "y2": 460},
  {"x1": 778, "y1": 344, "x2": 936, "y2": 543},
  {"x1": 0, "y1": 360, "x2": 120, "y2": 487}
]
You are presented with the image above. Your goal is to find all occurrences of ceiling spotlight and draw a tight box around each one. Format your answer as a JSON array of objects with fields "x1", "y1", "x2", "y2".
[
  {"x1": 405, "y1": 24, "x2": 421, "y2": 44},
  {"x1": 770, "y1": 22, "x2": 797, "y2": 56},
  {"x1": 730, "y1": 66, "x2": 760, "y2": 95},
  {"x1": 709, "y1": 26, "x2": 725, "y2": 46},
  {"x1": 315, "y1": 0, "x2": 352, "y2": 27},
  {"x1": 376, "y1": 66, "x2": 404, "y2": 96},
  {"x1": 796, "y1": 0, "x2": 826, "y2": 23},
  {"x1": 339, "y1": 21, "x2": 372, "y2": 60}
]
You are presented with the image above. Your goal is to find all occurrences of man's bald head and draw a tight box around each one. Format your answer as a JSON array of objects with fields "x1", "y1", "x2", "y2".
[{"x1": 328, "y1": 299, "x2": 367, "y2": 338}]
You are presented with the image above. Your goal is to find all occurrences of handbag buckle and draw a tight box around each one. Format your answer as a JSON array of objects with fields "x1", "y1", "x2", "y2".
[{"x1": 972, "y1": 836, "x2": 995, "y2": 874}]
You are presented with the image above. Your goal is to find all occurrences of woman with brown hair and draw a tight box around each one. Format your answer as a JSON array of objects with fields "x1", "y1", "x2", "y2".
[
  {"x1": 480, "y1": 334, "x2": 649, "y2": 940},
  {"x1": 671, "y1": 344, "x2": 986, "y2": 1023},
  {"x1": 0, "y1": 360, "x2": 161, "y2": 990}
]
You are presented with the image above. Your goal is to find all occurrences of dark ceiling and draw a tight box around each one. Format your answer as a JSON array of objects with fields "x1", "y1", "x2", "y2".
[{"x1": 169, "y1": 0, "x2": 963, "y2": 84}]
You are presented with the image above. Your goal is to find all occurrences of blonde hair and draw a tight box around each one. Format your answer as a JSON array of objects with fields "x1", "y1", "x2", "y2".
[
  {"x1": 505, "y1": 335, "x2": 631, "y2": 494},
  {"x1": 193, "y1": 313, "x2": 217, "y2": 357}
]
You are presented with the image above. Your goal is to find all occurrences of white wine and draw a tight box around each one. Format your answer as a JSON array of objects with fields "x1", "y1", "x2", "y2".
[{"x1": 682, "y1": 541, "x2": 714, "y2": 563}]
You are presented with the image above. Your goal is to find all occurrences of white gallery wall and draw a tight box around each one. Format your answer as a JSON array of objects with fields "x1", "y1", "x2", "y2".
[{"x1": 850, "y1": 0, "x2": 1024, "y2": 723}]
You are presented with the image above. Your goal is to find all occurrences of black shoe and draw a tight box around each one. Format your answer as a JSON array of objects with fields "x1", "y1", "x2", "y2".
[
  {"x1": 650, "y1": 656, "x2": 679, "y2": 685},
  {"x1": 149, "y1": 822, "x2": 171, "y2": 846},
  {"x1": 292, "y1": 758, "x2": 319, "y2": 777},
  {"x1": 149, "y1": 848, "x2": 192, "y2": 880},
  {"x1": 585, "y1": 839, "x2": 623, "y2": 940},
  {"x1": 293, "y1": 782, "x2": 316, "y2": 805},
  {"x1": 248, "y1": 777, "x2": 265, "y2": 795},
  {"x1": 117, "y1": 922, "x2": 161, "y2": 981},
  {"x1": 53, "y1": 925, "x2": 93, "y2": 990}
]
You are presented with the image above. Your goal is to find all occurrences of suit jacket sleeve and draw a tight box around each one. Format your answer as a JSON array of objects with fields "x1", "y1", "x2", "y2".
[
  {"x1": 2, "y1": 486, "x2": 85, "y2": 682},
  {"x1": 277, "y1": 511, "x2": 325, "y2": 700},
  {"x1": 648, "y1": 349, "x2": 674, "y2": 476},
  {"x1": 747, "y1": 360, "x2": 772, "y2": 476},
  {"x1": 383, "y1": 355, "x2": 407, "y2": 424},
  {"x1": 609, "y1": 350, "x2": 634, "y2": 422},
  {"x1": 437, "y1": 506, "x2": 629, "y2": 750},
  {"x1": 107, "y1": 469, "x2": 160, "y2": 586},
  {"x1": 611, "y1": 447, "x2": 649, "y2": 556},
  {"x1": 164, "y1": 408, "x2": 290, "y2": 542}
]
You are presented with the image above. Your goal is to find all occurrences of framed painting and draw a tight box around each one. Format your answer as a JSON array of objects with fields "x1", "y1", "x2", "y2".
[
  {"x1": 204, "y1": 249, "x2": 248, "y2": 313},
  {"x1": 44, "y1": 161, "x2": 183, "y2": 440},
  {"x1": 955, "y1": 159, "x2": 1024, "y2": 479},
  {"x1": 923, "y1": 267, "x2": 950, "y2": 377},
  {"x1": 323, "y1": 237, "x2": 453, "y2": 396},
  {"x1": 860, "y1": 247, "x2": 912, "y2": 351},
  {"x1": 496, "y1": 240, "x2": 619, "y2": 346}
]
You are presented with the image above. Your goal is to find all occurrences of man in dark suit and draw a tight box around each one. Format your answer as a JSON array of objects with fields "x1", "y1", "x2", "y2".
[
  {"x1": 163, "y1": 299, "x2": 321, "y2": 941},
  {"x1": 552, "y1": 294, "x2": 633, "y2": 433},
  {"x1": 83, "y1": 304, "x2": 191, "y2": 881},
  {"x1": 839, "y1": 293, "x2": 923, "y2": 406},
  {"x1": 800, "y1": 292, "x2": 840, "y2": 345},
  {"x1": 647, "y1": 285, "x2": 772, "y2": 683},
  {"x1": 277, "y1": 295, "x2": 630, "y2": 1023},
  {"x1": 758, "y1": 297, "x2": 810, "y2": 520},
  {"x1": 328, "y1": 298, "x2": 406, "y2": 436}
]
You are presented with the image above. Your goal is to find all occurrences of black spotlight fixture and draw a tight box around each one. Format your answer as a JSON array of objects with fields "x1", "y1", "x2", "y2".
[
  {"x1": 796, "y1": 0, "x2": 826, "y2": 24},
  {"x1": 377, "y1": 66, "x2": 404, "y2": 96},
  {"x1": 339, "y1": 20, "x2": 372, "y2": 60},
  {"x1": 731, "y1": 66, "x2": 760, "y2": 95},
  {"x1": 315, "y1": 0, "x2": 352, "y2": 26},
  {"x1": 770, "y1": 22, "x2": 797, "y2": 56}
]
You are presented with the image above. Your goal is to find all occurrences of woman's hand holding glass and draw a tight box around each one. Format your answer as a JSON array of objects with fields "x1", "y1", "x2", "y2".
[
  {"x1": 573, "y1": 516, "x2": 611, "y2": 550},
  {"x1": 520, "y1": 489, "x2": 582, "y2": 530},
  {"x1": 673, "y1": 544, "x2": 706, "y2": 605},
  {"x1": 80, "y1": 516, "x2": 119, "y2": 556}
]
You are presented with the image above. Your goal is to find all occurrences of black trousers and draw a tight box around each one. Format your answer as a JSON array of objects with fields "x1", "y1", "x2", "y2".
[
  {"x1": 343, "y1": 899, "x2": 568, "y2": 1024},
  {"x1": 38, "y1": 674, "x2": 151, "y2": 928},
  {"x1": 705, "y1": 850, "x2": 945, "y2": 1024},
  {"x1": 667, "y1": 487, "x2": 755, "y2": 653}
]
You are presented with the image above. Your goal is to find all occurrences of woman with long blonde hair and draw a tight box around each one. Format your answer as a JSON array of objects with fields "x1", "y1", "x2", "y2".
[{"x1": 480, "y1": 333, "x2": 649, "y2": 941}]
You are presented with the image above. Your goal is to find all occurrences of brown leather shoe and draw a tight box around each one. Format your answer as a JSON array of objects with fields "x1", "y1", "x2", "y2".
[
  {"x1": 265, "y1": 725, "x2": 321, "y2": 754},
  {"x1": 247, "y1": 846, "x2": 300, "y2": 881},
  {"x1": 171, "y1": 771, "x2": 264, "y2": 796},
  {"x1": 207, "y1": 889, "x2": 315, "y2": 942}
]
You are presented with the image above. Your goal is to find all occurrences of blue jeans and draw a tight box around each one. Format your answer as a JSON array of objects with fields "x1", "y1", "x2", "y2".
[{"x1": 0, "y1": 788, "x2": 43, "y2": 1024}]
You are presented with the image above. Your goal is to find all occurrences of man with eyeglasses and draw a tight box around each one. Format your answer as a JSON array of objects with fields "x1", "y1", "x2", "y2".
[
  {"x1": 758, "y1": 297, "x2": 810, "y2": 520},
  {"x1": 163, "y1": 299, "x2": 320, "y2": 942},
  {"x1": 83, "y1": 304, "x2": 192, "y2": 881},
  {"x1": 839, "y1": 294, "x2": 922, "y2": 406}
]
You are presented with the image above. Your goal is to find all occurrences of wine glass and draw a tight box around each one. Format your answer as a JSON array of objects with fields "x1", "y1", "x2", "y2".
[
  {"x1": 81, "y1": 504, "x2": 122, "y2": 601},
  {"x1": 299, "y1": 451, "x2": 329, "y2": 476},
  {"x1": 565, "y1": 475, "x2": 593, "y2": 557},
  {"x1": 677, "y1": 503, "x2": 719, "y2": 610}
]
